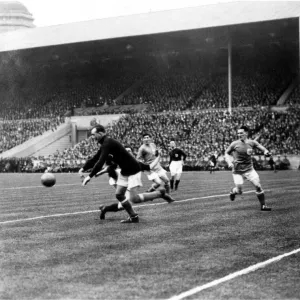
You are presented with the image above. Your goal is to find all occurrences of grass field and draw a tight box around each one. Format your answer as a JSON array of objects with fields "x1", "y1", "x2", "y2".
[{"x1": 1, "y1": 171, "x2": 299, "y2": 300}]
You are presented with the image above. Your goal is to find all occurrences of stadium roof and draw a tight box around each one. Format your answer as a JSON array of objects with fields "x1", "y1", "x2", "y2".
[{"x1": 0, "y1": 1, "x2": 300, "y2": 52}]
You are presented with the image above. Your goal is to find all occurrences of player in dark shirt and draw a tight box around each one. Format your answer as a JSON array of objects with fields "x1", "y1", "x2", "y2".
[
  {"x1": 268, "y1": 156, "x2": 277, "y2": 173},
  {"x1": 95, "y1": 146, "x2": 167, "y2": 220},
  {"x1": 169, "y1": 141, "x2": 187, "y2": 191},
  {"x1": 79, "y1": 125, "x2": 174, "y2": 223},
  {"x1": 207, "y1": 152, "x2": 218, "y2": 174}
]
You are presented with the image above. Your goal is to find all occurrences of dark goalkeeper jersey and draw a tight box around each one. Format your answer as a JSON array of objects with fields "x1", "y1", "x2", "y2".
[
  {"x1": 169, "y1": 148, "x2": 187, "y2": 163},
  {"x1": 83, "y1": 136, "x2": 142, "y2": 178}
]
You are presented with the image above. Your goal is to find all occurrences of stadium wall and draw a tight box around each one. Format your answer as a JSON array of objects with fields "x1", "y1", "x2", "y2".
[
  {"x1": 32, "y1": 133, "x2": 71, "y2": 157},
  {"x1": 70, "y1": 114, "x2": 123, "y2": 130},
  {"x1": 0, "y1": 122, "x2": 71, "y2": 158}
]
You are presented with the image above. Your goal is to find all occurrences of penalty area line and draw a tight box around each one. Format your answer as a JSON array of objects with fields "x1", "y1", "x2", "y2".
[
  {"x1": 168, "y1": 248, "x2": 300, "y2": 300},
  {"x1": 0, "y1": 189, "x2": 266, "y2": 225}
]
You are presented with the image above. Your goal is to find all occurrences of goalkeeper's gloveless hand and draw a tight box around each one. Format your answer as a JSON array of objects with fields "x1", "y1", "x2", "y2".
[
  {"x1": 78, "y1": 168, "x2": 85, "y2": 179},
  {"x1": 82, "y1": 176, "x2": 91, "y2": 186}
]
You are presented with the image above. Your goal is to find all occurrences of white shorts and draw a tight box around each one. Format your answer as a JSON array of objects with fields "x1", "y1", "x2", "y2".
[
  {"x1": 232, "y1": 169, "x2": 260, "y2": 186},
  {"x1": 109, "y1": 169, "x2": 121, "y2": 186},
  {"x1": 117, "y1": 172, "x2": 143, "y2": 190},
  {"x1": 147, "y1": 168, "x2": 167, "y2": 181},
  {"x1": 169, "y1": 161, "x2": 183, "y2": 176}
]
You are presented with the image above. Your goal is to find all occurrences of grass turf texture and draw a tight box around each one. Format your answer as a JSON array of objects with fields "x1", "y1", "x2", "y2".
[{"x1": 0, "y1": 171, "x2": 299, "y2": 300}]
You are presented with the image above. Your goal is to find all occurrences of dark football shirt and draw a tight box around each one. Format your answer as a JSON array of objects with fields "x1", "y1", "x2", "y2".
[
  {"x1": 169, "y1": 148, "x2": 187, "y2": 163},
  {"x1": 83, "y1": 136, "x2": 142, "y2": 177}
]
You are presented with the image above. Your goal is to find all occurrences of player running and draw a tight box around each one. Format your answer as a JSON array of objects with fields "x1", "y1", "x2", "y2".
[
  {"x1": 225, "y1": 125, "x2": 272, "y2": 211},
  {"x1": 79, "y1": 125, "x2": 174, "y2": 223},
  {"x1": 137, "y1": 133, "x2": 173, "y2": 199},
  {"x1": 95, "y1": 146, "x2": 169, "y2": 220}
]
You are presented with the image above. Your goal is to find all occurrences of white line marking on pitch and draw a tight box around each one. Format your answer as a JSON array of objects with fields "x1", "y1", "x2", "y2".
[
  {"x1": 168, "y1": 248, "x2": 300, "y2": 300},
  {"x1": 0, "y1": 183, "x2": 78, "y2": 190},
  {"x1": 0, "y1": 190, "x2": 261, "y2": 225},
  {"x1": 2, "y1": 185, "x2": 299, "y2": 225}
]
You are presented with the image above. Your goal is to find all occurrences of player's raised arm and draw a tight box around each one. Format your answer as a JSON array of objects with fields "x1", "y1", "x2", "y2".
[{"x1": 253, "y1": 140, "x2": 271, "y2": 157}]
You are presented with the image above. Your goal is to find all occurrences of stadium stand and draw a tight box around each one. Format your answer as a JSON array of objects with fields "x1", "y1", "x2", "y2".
[
  {"x1": 0, "y1": 9, "x2": 299, "y2": 172},
  {"x1": 4, "y1": 106, "x2": 296, "y2": 173}
]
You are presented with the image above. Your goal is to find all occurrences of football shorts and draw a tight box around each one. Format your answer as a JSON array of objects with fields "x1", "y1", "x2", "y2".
[
  {"x1": 109, "y1": 169, "x2": 120, "y2": 186},
  {"x1": 147, "y1": 168, "x2": 167, "y2": 181},
  {"x1": 169, "y1": 160, "x2": 183, "y2": 175},
  {"x1": 232, "y1": 168, "x2": 260, "y2": 186},
  {"x1": 117, "y1": 172, "x2": 143, "y2": 190}
]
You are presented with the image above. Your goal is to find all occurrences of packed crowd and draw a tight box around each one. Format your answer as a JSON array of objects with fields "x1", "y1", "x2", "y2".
[
  {"x1": 0, "y1": 43, "x2": 298, "y2": 162},
  {"x1": 105, "y1": 106, "x2": 300, "y2": 162},
  {"x1": 286, "y1": 82, "x2": 300, "y2": 106},
  {"x1": 2, "y1": 106, "x2": 296, "y2": 173},
  {"x1": 0, "y1": 43, "x2": 296, "y2": 123},
  {"x1": 0, "y1": 117, "x2": 64, "y2": 153}
]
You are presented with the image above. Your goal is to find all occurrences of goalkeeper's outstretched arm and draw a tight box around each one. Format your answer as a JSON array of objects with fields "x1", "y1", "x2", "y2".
[{"x1": 95, "y1": 166, "x2": 109, "y2": 177}]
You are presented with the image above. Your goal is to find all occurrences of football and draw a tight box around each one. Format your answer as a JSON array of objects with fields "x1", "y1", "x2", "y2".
[{"x1": 41, "y1": 173, "x2": 56, "y2": 187}]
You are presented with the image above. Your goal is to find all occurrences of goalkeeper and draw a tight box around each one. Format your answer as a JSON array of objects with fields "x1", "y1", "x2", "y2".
[
  {"x1": 79, "y1": 145, "x2": 174, "y2": 221},
  {"x1": 225, "y1": 125, "x2": 272, "y2": 211}
]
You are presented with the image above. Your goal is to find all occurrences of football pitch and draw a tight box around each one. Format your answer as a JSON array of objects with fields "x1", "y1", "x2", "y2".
[{"x1": 1, "y1": 171, "x2": 299, "y2": 300}]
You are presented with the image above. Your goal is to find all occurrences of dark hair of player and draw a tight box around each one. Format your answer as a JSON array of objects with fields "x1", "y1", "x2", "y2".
[
  {"x1": 142, "y1": 132, "x2": 151, "y2": 138},
  {"x1": 92, "y1": 124, "x2": 105, "y2": 133},
  {"x1": 239, "y1": 125, "x2": 249, "y2": 132}
]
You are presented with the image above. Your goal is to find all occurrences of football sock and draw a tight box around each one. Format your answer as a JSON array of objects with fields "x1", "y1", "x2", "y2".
[
  {"x1": 175, "y1": 180, "x2": 180, "y2": 190},
  {"x1": 170, "y1": 179, "x2": 174, "y2": 189},
  {"x1": 257, "y1": 192, "x2": 265, "y2": 206},
  {"x1": 121, "y1": 199, "x2": 137, "y2": 217},
  {"x1": 165, "y1": 183, "x2": 170, "y2": 194},
  {"x1": 105, "y1": 203, "x2": 123, "y2": 212}
]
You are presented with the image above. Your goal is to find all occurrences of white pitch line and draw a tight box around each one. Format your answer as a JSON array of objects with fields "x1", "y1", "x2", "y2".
[
  {"x1": 0, "y1": 210, "x2": 98, "y2": 224},
  {"x1": 0, "y1": 190, "x2": 259, "y2": 225},
  {"x1": 1, "y1": 186, "x2": 298, "y2": 225},
  {"x1": 0, "y1": 183, "x2": 79, "y2": 190},
  {"x1": 168, "y1": 248, "x2": 300, "y2": 300}
]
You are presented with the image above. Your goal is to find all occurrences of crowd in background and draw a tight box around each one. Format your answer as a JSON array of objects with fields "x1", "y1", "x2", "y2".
[
  {"x1": 0, "y1": 43, "x2": 299, "y2": 171},
  {"x1": 0, "y1": 117, "x2": 64, "y2": 153},
  {"x1": 1, "y1": 106, "x2": 299, "y2": 173},
  {"x1": 0, "y1": 44, "x2": 295, "y2": 120}
]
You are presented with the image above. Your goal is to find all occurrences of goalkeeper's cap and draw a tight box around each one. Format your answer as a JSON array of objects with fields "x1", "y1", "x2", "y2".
[{"x1": 91, "y1": 125, "x2": 105, "y2": 134}]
